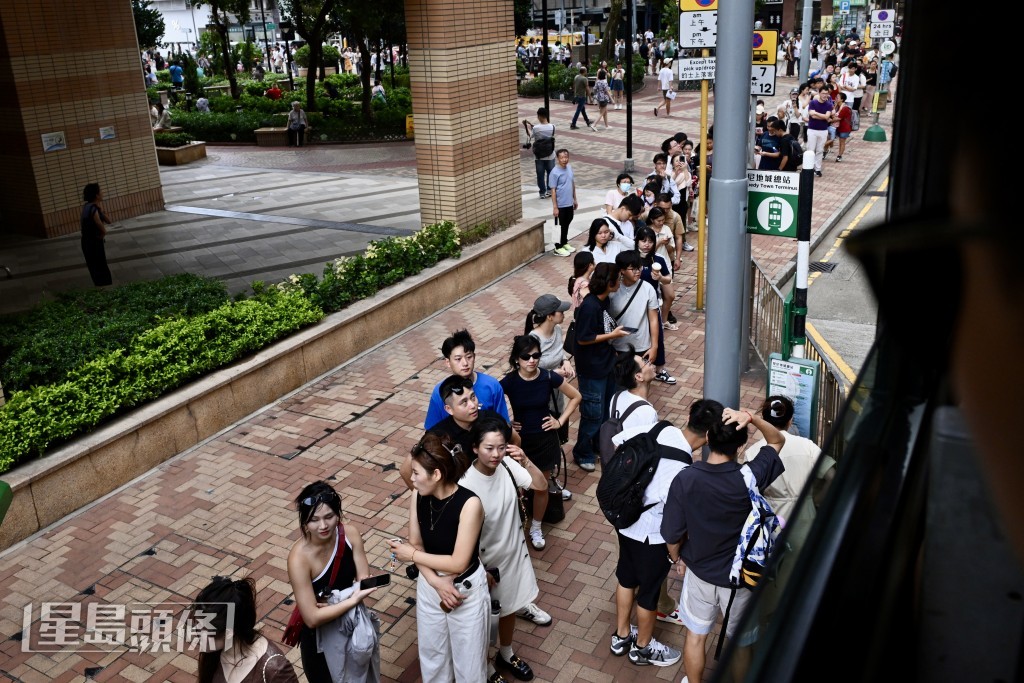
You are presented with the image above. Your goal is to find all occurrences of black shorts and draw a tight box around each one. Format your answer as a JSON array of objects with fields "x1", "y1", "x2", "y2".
[
  {"x1": 615, "y1": 533, "x2": 672, "y2": 612},
  {"x1": 521, "y1": 430, "x2": 562, "y2": 472}
]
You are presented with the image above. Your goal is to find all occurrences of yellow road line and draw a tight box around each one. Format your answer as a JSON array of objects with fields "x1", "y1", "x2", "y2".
[{"x1": 806, "y1": 322, "x2": 858, "y2": 384}]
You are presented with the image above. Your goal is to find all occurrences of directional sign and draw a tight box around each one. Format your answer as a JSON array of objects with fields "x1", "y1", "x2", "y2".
[
  {"x1": 680, "y1": 0, "x2": 717, "y2": 11},
  {"x1": 750, "y1": 64, "x2": 776, "y2": 96},
  {"x1": 870, "y1": 22, "x2": 895, "y2": 38},
  {"x1": 747, "y1": 170, "x2": 800, "y2": 237},
  {"x1": 681, "y1": 11, "x2": 718, "y2": 48},
  {"x1": 870, "y1": 9, "x2": 894, "y2": 22},
  {"x1": 678, "y1": 56, "x2": 716, "y2": 81},
  {"x1": 266, "y1": 22, "x2": 276, "y2": 30},
  {"x1": 752, "y1": 30, "x2": 778, "y2": 66},
  {"x1": 839, "y1": 0, "x2": 851, "y2": 14}
]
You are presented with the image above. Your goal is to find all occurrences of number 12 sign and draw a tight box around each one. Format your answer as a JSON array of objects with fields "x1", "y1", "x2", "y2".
[{"x1": 751, "y1": 65, "x2": 776, "y2": 95}]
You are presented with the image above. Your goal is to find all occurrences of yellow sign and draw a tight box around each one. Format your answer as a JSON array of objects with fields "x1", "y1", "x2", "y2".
[
  {"x1": 752, "y1": 29, "x2": 778, "y2": 66},
  {"x1": 680, "y1": 0, "x2": 718, "y2": 12},
  {"x1": 820, "y1": 16, "x2": 833, "y2": 31}
]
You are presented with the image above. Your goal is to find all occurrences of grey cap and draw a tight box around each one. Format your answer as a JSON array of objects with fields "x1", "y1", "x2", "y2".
[{"x1": 533, "y1": 294, "x2": 571, "y2": 316}]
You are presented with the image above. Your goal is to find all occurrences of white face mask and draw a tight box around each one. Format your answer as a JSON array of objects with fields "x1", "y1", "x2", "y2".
[{"x1": 619, "y1": 182, "x2": 632, "y2": 193}]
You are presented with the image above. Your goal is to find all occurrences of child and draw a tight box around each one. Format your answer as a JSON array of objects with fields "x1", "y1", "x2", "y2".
[{"x1": 834, "y1": 92, "x2": 853, "y2": 162}]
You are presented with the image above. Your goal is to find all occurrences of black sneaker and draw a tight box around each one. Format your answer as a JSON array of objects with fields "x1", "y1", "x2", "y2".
[
  {"x1": 667, "y1": 311, "x2": 678, "y2": 325},
  {"x1": 495, "y1": 653, "x2": 534, "y2": 681},
  {"x1": 814, "y1": 170, "x2": 823, "y2": 177},
  {"x1": 628, "y1": 638, "x2": 682, "y2": 667},
  {"x1": 610, "y1": 631, "x2": 634, "y2": 656},
  {"x1": 569, "y1": 125, "x2": 579, "y2": 129}
]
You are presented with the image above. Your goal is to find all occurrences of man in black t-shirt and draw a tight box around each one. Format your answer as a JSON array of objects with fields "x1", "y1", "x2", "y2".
[
  {"x1": 661, "y1": 407, "x2": 786, "y2": 683},
  {"x1": 769, "y1": 118, "x2": 801, "y2": 172}
]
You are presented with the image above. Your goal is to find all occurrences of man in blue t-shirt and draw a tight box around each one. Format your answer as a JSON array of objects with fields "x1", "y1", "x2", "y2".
[
  {"x1": 661, "y1": 407, "x2": 786, "y2": 683},
  {"x1": 548, "y1": 149, "x2": 578, "y2": 257},
  {"x1": 424, "y1": 329, "x2": 509, "y2": 430},
  {"x1": 168, "y1": 62, "x2": 184, "y2": 89}
]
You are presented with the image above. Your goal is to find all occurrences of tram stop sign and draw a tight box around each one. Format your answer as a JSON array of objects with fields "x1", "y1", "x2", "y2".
[{"x1": 746, "y1": 169, "x2": 800, "y2": 237}]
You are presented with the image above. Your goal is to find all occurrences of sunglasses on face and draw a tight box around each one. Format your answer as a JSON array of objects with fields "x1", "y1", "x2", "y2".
[{"x1": 518, "y1": 351, "x2": 542, "y2": 361}]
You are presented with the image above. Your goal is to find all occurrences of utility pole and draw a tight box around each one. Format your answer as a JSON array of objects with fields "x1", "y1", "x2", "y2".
[
  {"x1": 624, "y1": 0, "x2": 634, "y2": 172},
  {"x1": 703, "y1": 0, "x2": 754, "y2": 408},
  {"x1": 800, "y1": 0, "x2": 813, "y2": 80}
]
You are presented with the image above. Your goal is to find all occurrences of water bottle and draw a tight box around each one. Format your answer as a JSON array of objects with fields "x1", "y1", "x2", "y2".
[{"x1": 489, "y1": 600, "x2": 501, "y2": 645}]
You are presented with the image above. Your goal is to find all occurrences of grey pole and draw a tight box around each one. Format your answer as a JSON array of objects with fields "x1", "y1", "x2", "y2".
[
  {"x1": 703, "y1": 0, "x2": 755, "y2": 408},
  {"x1": 543, "y1": 0, "x2": 550, "y2": 114},
  {"x1": 800, "y1": 0, "x2": 813, "y2": 80},
  {"x1": 624, "y1": 0, "x2": 634, "y2": 173}
]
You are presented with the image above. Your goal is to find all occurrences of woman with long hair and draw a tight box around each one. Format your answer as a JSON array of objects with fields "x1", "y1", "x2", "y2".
[
  {"x1": 594, "y1": 69, "x2": 613, "y2": 130},
  {"x1": 583, "y1": 218, "x2": 624, "y2": 265},
  {"x1": 461, "y1": 417, "x2": 550, "y2": 682},
  {"x1": 500, "y1": 335, "x2": 581, "y2": 549},
  {"x1": 286, "y1": 482, "x2": 376, "y2": 681},
  {"x1": 568, "y1": 250, "x2": 595, "y2": 309},
  {"x1": 387, "y1": 433, "x2": 488, "y2": 682},
  {"x1": 635, "y1": 225, "x2": 676, "y2": 336},
  {"x1": 193, "y1": 576, "x2": 299, "y2": 683},
  {"x1": 80, "y1": 183, "x2": 113, "y2": 286}
]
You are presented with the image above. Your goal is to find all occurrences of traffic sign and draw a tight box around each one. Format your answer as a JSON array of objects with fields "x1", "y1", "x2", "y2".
[
  {"x1": 870, "y1": 22, "x2": 895, "y2": 38},
  {"x1": 680, "y1": 11, "x2": 718, "y2": 48},
  {"x1": 840, "y1": 0, "x2": 851, "y2": 14},
  {"x1": 678, "y1": 56, "x2": 716, "y2": 81},
  {"x1": 880, "y1": 39, "x2": 897, "y2": 55},
  {"x1": 747, "y1": 170, "x2": 800, "y2": 237},
  {"x1": 870, "y1": 9, "x2": 894, "y2": 22},
  {"x1": 266, "y1": 22, "x2": 276, "y2": 30},
  {"x1": 752, "y1": 30, "x2": 778, "y2": 66},
  {"x1": 680, "y1": 0, "x2": 717, "y2": 11},
  {"x1": 750, "y1": 64, "x2": 776, "y2": 96}
]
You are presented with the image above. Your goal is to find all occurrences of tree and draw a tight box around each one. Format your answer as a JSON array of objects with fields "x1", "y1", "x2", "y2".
[
  {"x1": 280, "y1": 0, "x2": 336, "y2": 112},
  {"x1": 513, "y1": 0, "x2": 532, "y2": 36},
  {"x1": 132, "y1": 0, "x2": 165, "y2": 50},
  {"x1": 601, "y1": 0, "x2": 623, "y2": 63},
  {"x1": 330, "y1": 0, "x2": 405, "y2": 123},
  {"x1": 188, "y1": 0, "x2": 251, "y2": 99}
]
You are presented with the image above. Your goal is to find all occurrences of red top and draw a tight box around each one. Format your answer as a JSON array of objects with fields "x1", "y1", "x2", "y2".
[{"x1": 837, "y1": 105, "x2": 853, "y2": 134}]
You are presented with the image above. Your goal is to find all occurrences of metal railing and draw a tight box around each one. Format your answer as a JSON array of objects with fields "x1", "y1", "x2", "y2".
[{"x1": 749, "y1": 260, "x2": 856, "y2": 460}]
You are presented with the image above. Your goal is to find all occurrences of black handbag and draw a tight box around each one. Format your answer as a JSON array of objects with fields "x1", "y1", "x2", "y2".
[
  {"x1": 562, "y1": 321, "x2": 576, "y2": 355},
  {"x1": 524, "y1": 436, "x2": 567, "y2": 524}
]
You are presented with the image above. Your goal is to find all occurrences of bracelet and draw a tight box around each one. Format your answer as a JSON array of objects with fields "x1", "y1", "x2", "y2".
[
  {"x1": 412, "y1": 549, "x2": 417, "y2": 563},
  {"x1": 742, "y1": 410, "x2": 753, "y2": 421}
]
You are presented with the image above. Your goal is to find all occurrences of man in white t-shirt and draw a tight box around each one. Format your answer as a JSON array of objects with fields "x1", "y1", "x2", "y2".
[
  {"x1": 654, "y1": 59, "x2": 675, "y2": 117},
  {"x1": 609, "y1": 251, "x2": 675, "y2": 384}
]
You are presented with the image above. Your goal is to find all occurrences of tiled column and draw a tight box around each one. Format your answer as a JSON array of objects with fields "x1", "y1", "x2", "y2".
[
  {"x1": 0, "y1": 0, "x2": 164, "y2": 238},
  {"x1": 405, "y1": 0, "x2": 522, "y2": 230}
]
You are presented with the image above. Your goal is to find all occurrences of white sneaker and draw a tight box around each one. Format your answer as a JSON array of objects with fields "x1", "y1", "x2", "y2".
[
  {"x1": 530, "y1": 526, "x2": 546, "y2": 550},
  {"x1": 588, "y1": 123, "x2": 599, "y2": 132},
  {"x1": 561, "y1": 488, "x2": 572, "y2": 501},
  {"x1": 516, "y1": 602, "x2": 552, "y2": 626}
]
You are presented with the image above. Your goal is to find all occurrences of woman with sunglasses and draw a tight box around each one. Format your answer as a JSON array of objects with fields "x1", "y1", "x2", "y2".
[
  {"x1": 287, "y1": 482, "x2": 376, "y2": 681},
  {"x1": 461, "y1": 417, "x2": 550, "y2": 683},
  {"x1": 387, "y1": 433, "x2": 488, "y2": 682},
  {"x1": 500, "y1": 335, "x2": 581, "y2": 550},
  {"x1": 193, "y1": 576, "x2": 299, "y2": 683}
]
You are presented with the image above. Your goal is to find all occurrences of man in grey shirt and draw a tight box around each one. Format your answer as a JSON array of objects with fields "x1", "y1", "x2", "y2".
[
  {"x1": 609, "y1": 250, "x2": 676, "y2": 384},
  {"x1": 570, "y1": 67, "x2": 598, "y2": 131}
]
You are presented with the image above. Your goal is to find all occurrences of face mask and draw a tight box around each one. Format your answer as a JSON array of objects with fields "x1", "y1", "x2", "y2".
[{"x1": 619, "y1": 182, "x2": 632, "y2": 193}]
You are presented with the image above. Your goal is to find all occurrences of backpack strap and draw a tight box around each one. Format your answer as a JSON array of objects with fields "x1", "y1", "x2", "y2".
[
  {"x1": 612, "y1": 280, "x2": 644, "y2": 322},
  {"x1": 615, "y1": 393, "x2": 650, "y2": 423}
]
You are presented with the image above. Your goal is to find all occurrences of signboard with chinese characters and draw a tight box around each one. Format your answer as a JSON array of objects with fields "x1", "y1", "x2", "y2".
[
  {"x1": 746, "y1": 169, "x2": 800, "y2": 237},
  {"x1": 870, "y1": 22, "x2": 895, "y2": 38},
  {"x1": 680, "y1": 10, "x2": 718, "y2": 48},
  {"x1": 767, "y1": 354, "x2": 820, "y2": 438},
  {"x1": 678, "y1": 56, "x2": 716, "y2": 81}
]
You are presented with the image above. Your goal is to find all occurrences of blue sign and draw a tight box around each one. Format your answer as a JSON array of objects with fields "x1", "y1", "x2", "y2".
[{"x1": 839, "y1": 0, "x2": 851, "y2": 13}]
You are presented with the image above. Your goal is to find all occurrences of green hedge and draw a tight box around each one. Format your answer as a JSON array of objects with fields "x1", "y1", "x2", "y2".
[
  {"x1": 153, "y1": 132, "x2": 195, "y2": 147},
  {"x1": 518, "y1": 61, "x2": 646, "y2": 97},
  {"x1": 0, "y1": 290, "x2": 322, "y2": 473},
  {"x1": 170, "y1": 111, "x2": 268, "y2": 142},
  {"x1": 0, "y1": 274, "x2": 228, "y2": 394}
]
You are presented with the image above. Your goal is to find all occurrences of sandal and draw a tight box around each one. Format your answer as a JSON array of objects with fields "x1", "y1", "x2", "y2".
[{"x1": 663, "y1": 321, "x2": 679, "y2": 331}]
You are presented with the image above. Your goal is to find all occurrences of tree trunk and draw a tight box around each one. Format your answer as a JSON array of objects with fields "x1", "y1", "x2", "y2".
[
  {"x1": 357, "y1": 39, "x2": 373, "y2": 124},
  {"x1": 602, "y1": 0, "x2": 623, "y2": 64},
  {"x1": 217, "y1": 21, "x2": 239, "y2": 99},
  {"x1": 306, "y1": 43, "x2": 320, "y2": 111}
]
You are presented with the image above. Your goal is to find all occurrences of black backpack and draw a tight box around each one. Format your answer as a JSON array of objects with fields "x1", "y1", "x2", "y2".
[
  {"x1": 598, "y1": 392, "x2": 651, "y2": 466},
  {"x1": 532, "y1": 135, "x2": 555, "y2": 159},
  {"x1": 784, "y1": 135, "x2": 804, "y2": 170},
  {"x1": 596, "y1": 421, "x2": 683, "y2": 529}
]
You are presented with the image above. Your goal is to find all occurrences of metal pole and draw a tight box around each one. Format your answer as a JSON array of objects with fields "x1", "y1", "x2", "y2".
[
  {"x1": 695, "y1": 47, "x2": 709, "y2": 310},
  {"x1": 624, "y1": 0, "x2": 634, "y2": 172},
  {"x1": 800, "y1": 0, "x2": 813, "y2": 80},
  {"x1": 703, "y1": 0, "x2": 754, "y2": 408},
  {"x1": 257, "y1": 0, "x2": 271, "y2": 72},
  {"x1": 791, "y1": 149, "x2": 815, "y2": 358},
  {"x1": 543, "y1": 0, "x2": 550, "y2": 114}
]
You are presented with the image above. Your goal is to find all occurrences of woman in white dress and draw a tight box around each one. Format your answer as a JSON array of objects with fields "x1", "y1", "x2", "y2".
[{"x1": 460, "y1": 417, "x2": 550, "y2": 683}]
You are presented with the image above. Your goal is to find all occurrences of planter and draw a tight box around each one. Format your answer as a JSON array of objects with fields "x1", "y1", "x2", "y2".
[
  {"x1": 0, "y1": 218, "x2": 545, "y2": 551},
  {"x1": 155, "y1": 141, "x2": 207, "y2": 165},
  {"x1": 297, "y1": 66, "x2": 338, "y2": 78}
]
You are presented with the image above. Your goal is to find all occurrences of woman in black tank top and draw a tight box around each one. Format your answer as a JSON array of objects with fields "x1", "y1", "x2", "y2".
[
  {"x1": 388, "y1": 433, "x2": 489, "y2": 682},
  {"x1": 286, "y1": 482, "x2": 378, "y2": 682}
]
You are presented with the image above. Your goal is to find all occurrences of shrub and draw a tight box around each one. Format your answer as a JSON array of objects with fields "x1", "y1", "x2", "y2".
[
  {"x1": 0, "y1": 274, "x2": 228, "y2": 394},
  {"x1": 0, "y1": 290, "x2": 323, "y2": 473},
  {"x1": 172, "y1": 111, "x2": 267, "y2": 142},
  {"x1": 294, "y1": 44, "x2": 341, "y2": 69},
  {"x1": 153, "y1": 132, "x2": 195, "y2": 147}
]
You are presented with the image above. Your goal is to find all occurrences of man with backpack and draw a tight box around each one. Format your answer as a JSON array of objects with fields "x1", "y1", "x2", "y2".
[
  {"x1": 766, "y1": 118, "x2": 802, "y2": 172},
  {"x1": 523, "y1": 108, "x2": 556, "y2": 200},
  {"x1": 661, "y1": 407, "x2": 786, "y2": 683}
]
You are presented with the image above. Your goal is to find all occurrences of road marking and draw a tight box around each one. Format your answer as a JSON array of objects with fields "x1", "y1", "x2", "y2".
[{"x1": 806, "y1": 322, "x2": 858, "y2": 384}]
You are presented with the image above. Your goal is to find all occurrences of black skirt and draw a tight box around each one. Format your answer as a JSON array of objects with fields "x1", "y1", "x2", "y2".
[{"x1": 520, "y1": 430, "x2": 563, "y2": 472}]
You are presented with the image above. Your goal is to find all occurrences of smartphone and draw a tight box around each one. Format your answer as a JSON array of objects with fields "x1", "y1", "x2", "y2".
[
  {"x1": 359, "y1": 574, "x2": 391, "y2": 590},
  {"x1": 622, "y1": 326, "x2": 638, "y2": 333},
  {"x1": 486, "y1": 566, "x2": 501, "y2": 583}
]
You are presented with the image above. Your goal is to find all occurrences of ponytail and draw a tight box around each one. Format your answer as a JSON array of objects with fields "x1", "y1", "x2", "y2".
[{"x1": 524, "y1": 309, "x2": 546, "y2": 334}]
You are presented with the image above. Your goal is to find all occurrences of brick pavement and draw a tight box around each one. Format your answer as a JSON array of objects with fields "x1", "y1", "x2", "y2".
[{"x1": 0, "y1": 77, "x2": 893, "y2": 682}]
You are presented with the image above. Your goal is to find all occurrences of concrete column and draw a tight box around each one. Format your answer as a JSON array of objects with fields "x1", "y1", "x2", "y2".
[
  {"x1": 0, "y1": 0, "x2": 164, "y2": 238},
  {"x1": 405, "y1": 0, "x2": 523, "y2": 230}
]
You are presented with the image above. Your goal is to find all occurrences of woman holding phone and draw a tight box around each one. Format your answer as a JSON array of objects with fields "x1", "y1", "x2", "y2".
[
  {"x1": 286, "y1": 481, "x2": 377, "y2": 682},
  {"x1": 461, "y1": 417, "x2": 551, "y2": 682},
  {"x1": 387, "y1": 433, "x2": 488, "y2": 682}
]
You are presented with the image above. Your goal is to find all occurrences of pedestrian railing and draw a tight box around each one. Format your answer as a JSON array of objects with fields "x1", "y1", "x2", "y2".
[{"x1": 748, "y1": 260, "x2": 858, "y2": 460}]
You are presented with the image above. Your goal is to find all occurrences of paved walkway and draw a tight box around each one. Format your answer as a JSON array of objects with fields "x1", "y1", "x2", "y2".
[{"x1": 0, "y1": 79, "x2": 895, "y2": 682}]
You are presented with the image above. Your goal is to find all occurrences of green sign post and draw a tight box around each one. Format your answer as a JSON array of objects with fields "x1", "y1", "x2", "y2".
[{"x1": 746, "y1": 169, "x2": 800, "y2": 237}]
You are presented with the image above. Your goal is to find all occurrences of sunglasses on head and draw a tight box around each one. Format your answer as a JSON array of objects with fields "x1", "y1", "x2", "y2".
[
  {"x1": 301, "y1": 490, "x2": 339, "y2": 510},
  {"x1": 441, "y1": 383, "x2": 471, "y2": 401},
  {"x1": 518, "y1": 351, "x2": 542, "y2": 361}
]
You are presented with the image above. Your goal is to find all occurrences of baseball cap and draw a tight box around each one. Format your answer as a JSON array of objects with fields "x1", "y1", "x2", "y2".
[{"x1": 533, "y1": 294, "x2": 571, "y2": 316}]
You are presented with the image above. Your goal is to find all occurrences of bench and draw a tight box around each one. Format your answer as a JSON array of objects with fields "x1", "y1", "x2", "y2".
[
  {"x1": 254, "y1": 127, "x2": 312, "y2": 146},
  {"x1": 154, "y1": 126, "x2": 185, "y2": 134},
  {"x1": 205, "y1": 84, "x2": 231, "y2": 96}
]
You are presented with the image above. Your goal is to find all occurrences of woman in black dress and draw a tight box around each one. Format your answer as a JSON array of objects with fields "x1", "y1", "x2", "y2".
[
  {"x1": 286, "y1": 481, "x2": 376, "y2": 682},
  {"x1": 80, "y1": 183, "x2": 112, "y2": 286}
]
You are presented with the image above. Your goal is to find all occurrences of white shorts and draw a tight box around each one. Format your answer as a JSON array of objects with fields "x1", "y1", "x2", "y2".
[{"x1": 679, "y1": 571, "x2": 759, "y2": 646}]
